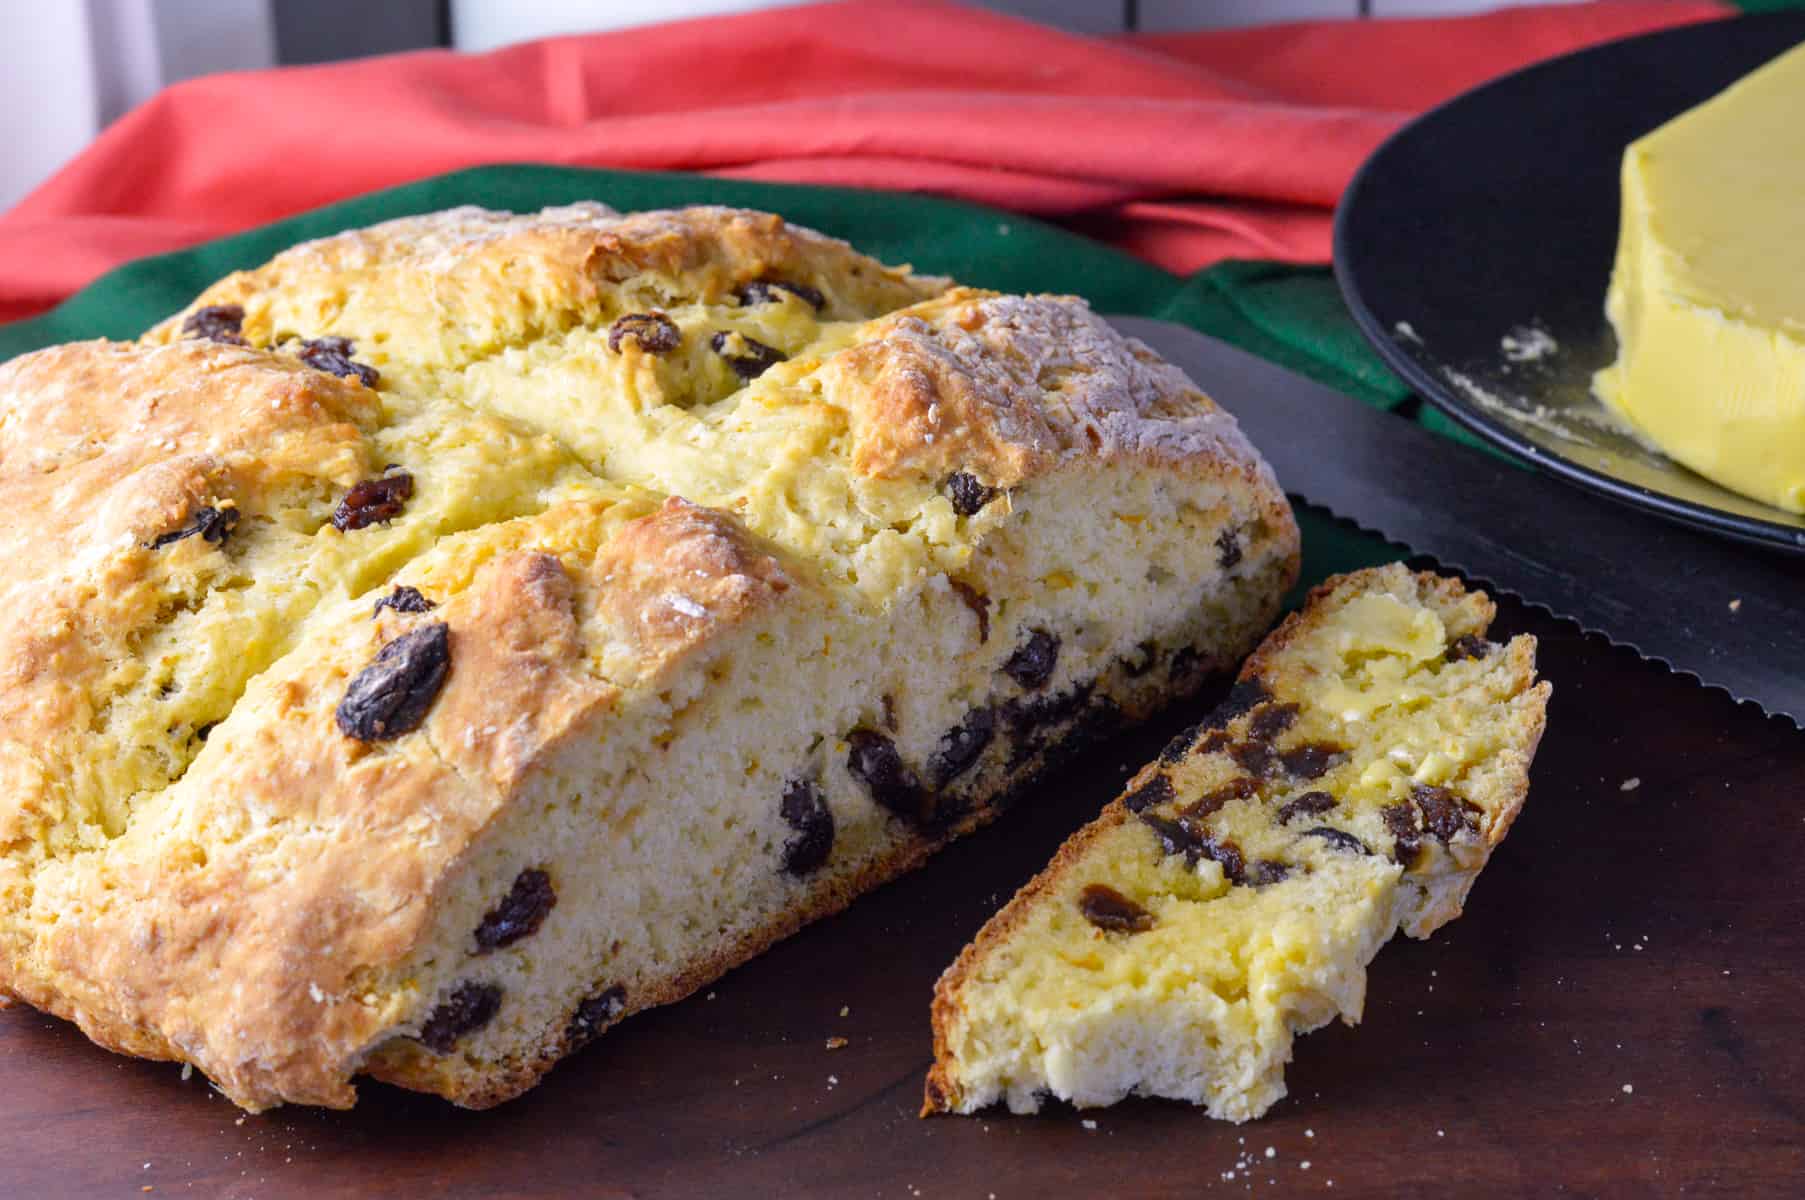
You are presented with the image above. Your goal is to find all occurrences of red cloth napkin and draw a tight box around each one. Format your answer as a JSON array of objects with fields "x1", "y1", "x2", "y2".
[{"x1": 0, "y1": 0, "x2": 1728, "y2": 323}]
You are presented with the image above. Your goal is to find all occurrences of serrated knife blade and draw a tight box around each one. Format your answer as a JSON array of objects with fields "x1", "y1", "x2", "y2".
[{"x1": 1110, "y1": 316, "x2": 1804, "y2": 724}]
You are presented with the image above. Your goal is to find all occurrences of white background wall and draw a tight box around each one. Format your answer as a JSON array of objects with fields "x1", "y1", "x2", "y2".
[
  {"x1": 1, "y1": 0, "x2": 1582, "y2": 213},
  {"x1": 449, "y1": 0, "x2": 1588, "y2": 48},
  {"x1": 0, "y1": 0, "x2": 273, "y2": 212}
]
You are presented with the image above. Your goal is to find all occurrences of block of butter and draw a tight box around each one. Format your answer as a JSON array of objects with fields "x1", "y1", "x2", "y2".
[{"x1": 1594, "y1": 40, "x2": 1805, "y2": 513}]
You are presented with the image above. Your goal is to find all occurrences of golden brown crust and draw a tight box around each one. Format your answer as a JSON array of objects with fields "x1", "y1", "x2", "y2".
[
  {"x1": 828, "y1": 289, "x2": 1283, "y2": 496},
  {"x1": 586, "y1": 497, "x2": 795, "y2": 685},
  {"x1": 5, "y1": 488, "x2": 815, "y2": 1110},
  {"x1": 0, "y1": 340, "x2": 377, "y2": 858},
  {"x1": 145, "y1": 204, "x2": 948, "y2": 367}
]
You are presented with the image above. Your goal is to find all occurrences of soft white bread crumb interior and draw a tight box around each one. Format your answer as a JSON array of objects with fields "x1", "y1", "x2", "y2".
[{"x1": 359, "y1": 463, "x2": 1295, "y2": 1103}]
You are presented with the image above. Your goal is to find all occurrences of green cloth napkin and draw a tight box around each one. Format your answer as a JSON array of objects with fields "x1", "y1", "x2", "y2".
[{"x1": 0, "y1": 165, "x2": 1404, "y2": 595}]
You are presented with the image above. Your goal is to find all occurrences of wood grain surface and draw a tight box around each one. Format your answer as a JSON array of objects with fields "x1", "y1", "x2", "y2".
[{"x1": 3, "y1": 588, "x2": 1801, "y2": 1199}]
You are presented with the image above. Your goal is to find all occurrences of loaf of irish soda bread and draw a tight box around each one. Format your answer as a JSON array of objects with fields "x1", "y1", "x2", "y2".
[
  {"x1": 925, "y1": 565, "x2": 1549, "y2": 1122},
  {"x1": 0, "y1": 204, "x2": 1299, "y2": 1111}
]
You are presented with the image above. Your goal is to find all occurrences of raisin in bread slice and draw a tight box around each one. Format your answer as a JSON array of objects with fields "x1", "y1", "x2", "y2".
[
  {"x1": 924, "y1": 565, "x2": 1550, "y2": 1122},
  {"x1": 0, "y1": 203, "x2": 1300, "y2": 1111}
]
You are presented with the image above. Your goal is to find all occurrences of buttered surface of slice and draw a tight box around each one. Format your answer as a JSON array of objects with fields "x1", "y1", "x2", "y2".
[{"x1": 1595, "y1": 40, "x2": 1805, "y2": 513}]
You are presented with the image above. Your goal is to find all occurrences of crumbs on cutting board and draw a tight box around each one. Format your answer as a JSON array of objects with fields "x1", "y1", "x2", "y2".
[
  {"x1": 1212, "y1": 1130, "x2": 1343, "y2": 1189},
  {"x1": 1501, "y1": 325, "x2": 1559, "y2": 364}
]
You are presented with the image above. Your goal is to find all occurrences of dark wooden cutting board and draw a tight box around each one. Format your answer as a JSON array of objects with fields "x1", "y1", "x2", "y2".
[{"x1": 3, "y1": 591, "x2": 1802, "y2": 1199}]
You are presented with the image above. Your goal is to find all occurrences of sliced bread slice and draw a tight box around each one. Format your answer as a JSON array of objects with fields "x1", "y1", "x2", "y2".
[{"x1": 924, "y1": 564, "x2": 1550, "y2": 1122}]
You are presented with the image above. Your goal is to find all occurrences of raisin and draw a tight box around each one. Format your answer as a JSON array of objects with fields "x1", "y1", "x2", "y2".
[
  {"x1": 846, "y1": 729, "x2": 927, "y2": 823},
  {"x1": 1413, "y1": 784, "x2": 1481, "y2": 842},
  {"x1": 193, "y1": 722, "x2": 216, "y2": 743},
  {"x1": 1383, "y1": 802, "x2": 1422, "y2": 866},
  {"x1": 1229, "y1": 740, "x2": 1277, "y2": 778},
  {"x1": 608, "y1": 312, "x2": 681, "y2": 354},
  {"x1": 299, "y1": 336, "x2": 379, "y2": 388},
  {"x1": 182, "y1": 305, "x2": 247, "y2": 346},
  {"x1": 1247, "y1": 703, "x2": 1299, "y2": 742},
  {"x1": 372, "y1": 585, "x2": 434, "y2": 618},
  {"x1": 1206, "y1": 679, "x2": 1271, "y2": 727},
  {"x1": 335, "y1": 621, "x2": 451, "y2": 742},
  {"x1": 150, "y1": 504, "x2": 240, "y2": 549},
  {"x1": 1002, "y1": 684, "x2": 1092, "y2": 768},
  {"x1": 737, "y1": 278, "x2": 825, "y2": 310},
  {"x1": 1139, "y1": 811, "x2": 1205, "y2": 861},
  {"x1": 566, "y1": 985, "x2": 627, "y2": 1046},
  {"x1": 1184, "y1": 777, "x2": 1259, "y2": 821},
  {"x1": 1197, "y1": 730, "x2": 1233, "y2": 754},
  {"x1": 710, "y1": 331, "x2": 786, "y2": 379},
  {"x1": 1247, "y1": 860, "x2": 1291, "y2": 887},
  {"x1": 943, "y1": 472, "x2": 999, "y2": 517},
  {"x1": 1202, "y1": 834, "x2": 1246, "y2": 884},
  {"x1": 1122, "y1": 774, "x2": 1174, "y2": 814},
  {"x1": 881, "y1": 693, "x2": 899, "y2": 732},
  {"x1": 1446, "y1": 634, "x2": 1492, "y2": 663},
  {"x1": 1003, "y1": 629, "x2": 1060, "y2": 691},
  {"x1": 474, "y1": 868, "x2": 557, "y2": 952},
  {"x1": 419, "y1": 982, "x2": 501, "y2": 1053},
  {"x1": 1303, "y1": 826, "x2": 1369, "y2": 854},
  {"x1": 928, "y1": 708, "x2": 995, "y2": 789},
  {"x1": 1139, "y1": 809, "x2": 1242, "y2": 879},
  {"x1": 1280, "y1": 742, "x2": 1344, "y2": 780},
  {"x1": 1214, "y1": 527, "x2": 1242, "y2": 569},
  {"x1": 332, "y1": 470, "x2": 414, "y2": 532},
  {"x1": 1278, "y1": 791, "x2": 1337, "y2": 824},
  {"x1": 779, "y1": 779, "x2": 834, "y2": 875},
  {"x1": 1158, "y1": 724, "x2": 1200, "y2": 765},
  {"x1": 1078, "y1": 884, "x2": 1154, "y2": 934},
  {"x1": 948, "y1": 579, "x2": 990, "y2": 643}
]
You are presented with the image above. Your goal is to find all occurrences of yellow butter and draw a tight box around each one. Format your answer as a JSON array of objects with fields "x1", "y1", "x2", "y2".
[{"x1": 1595, "y1": 41, "x2": 1805, "y2": 513}]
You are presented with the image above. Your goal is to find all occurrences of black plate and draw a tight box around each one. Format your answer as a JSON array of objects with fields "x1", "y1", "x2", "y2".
[{"x1": 1335, "y1": 13, "x2": 1805, "y2": 554}]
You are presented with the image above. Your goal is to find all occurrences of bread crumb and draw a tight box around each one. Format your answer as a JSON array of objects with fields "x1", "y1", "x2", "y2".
[
  {"x1": 1301, "y1": 1161, "x2": 1312, "y2": 1171},
  {"x1": 1264, "y1": 1146, "x2": 1276, "y2": 1159},
  {"x1": 826, "y1": 1036, "x2": 849, "y2": 1050},
  {"x1": 180, "y1": 1063, "x2": 193, "y2": 1081},
  {"x1": 839, "y1": 1005, "x2": 850, "y2": 1017},
  {"x1": 1623, "y1": 1084, "x2": 1634, "y2": 1094},
  {"x1": 1729, "y1": 598, "x2": 1742, "y2": 612},
  {"x1": 1620, "y1": 777, "x2": 1640, "y2": 792},
  {"x1": 1082, "y1": 1119, "x2": 1097, "y2": 1131}
]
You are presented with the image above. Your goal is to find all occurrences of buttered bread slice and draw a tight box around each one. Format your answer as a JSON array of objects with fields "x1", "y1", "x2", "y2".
[
  {"x1": 925, "y1": 565, "x2": 1548, "y2": 1121},
  {"x1": 0, "y1": 204, "x2": 1298, "y2": 1111}
]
